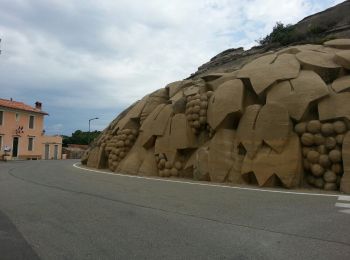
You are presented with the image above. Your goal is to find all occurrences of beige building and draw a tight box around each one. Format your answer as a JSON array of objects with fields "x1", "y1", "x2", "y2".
[{"x1": 0, "y1": 98, "x2": 62, "y2": 160}]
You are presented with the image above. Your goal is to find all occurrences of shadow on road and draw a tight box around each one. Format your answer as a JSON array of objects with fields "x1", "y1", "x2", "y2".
[{"x1": 0, "y1": 209, "x2": 39, "y2": 260}]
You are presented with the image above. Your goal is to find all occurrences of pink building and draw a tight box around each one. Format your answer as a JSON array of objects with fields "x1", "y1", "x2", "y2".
[{"x1": 0, "y1": 98, "x2": 62, "y2": 160}]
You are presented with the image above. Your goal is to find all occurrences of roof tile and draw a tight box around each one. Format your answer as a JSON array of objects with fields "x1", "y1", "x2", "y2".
[{"x1": 0, "y1": 98, "x2": 48, "y2": 115}]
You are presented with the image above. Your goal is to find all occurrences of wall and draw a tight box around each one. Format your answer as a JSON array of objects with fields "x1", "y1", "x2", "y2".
[
  {"x1": 41, "y1": 135, "x2": 63, "y2": 160},
  {"x1": 0, "y1": 108, "x2": 44, "y2": 159}
]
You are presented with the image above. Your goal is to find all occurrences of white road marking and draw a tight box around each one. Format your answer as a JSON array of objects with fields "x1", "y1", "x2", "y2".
[
  {"x1": 72, "y1": 163, "x2": 341, "y2": 198},
  {"x1": 335, "y1": 196, "x2": 350, "y2": 214},
  {"x1": 337, "y1": 195, "x2": 350, "y2": 201},
  {"x1": 335, "y1": 202, "x2": 350, "y2": 209}
]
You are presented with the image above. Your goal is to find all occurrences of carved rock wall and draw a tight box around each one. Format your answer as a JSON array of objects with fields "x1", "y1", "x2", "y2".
[{"x1": 84, "y1": 39, "x2": 350, "y2": 193}]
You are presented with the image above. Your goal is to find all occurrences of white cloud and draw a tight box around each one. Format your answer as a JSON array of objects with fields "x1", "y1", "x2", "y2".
[{"x1": 0, "y1": 0, "x2": 340, "y2": 134}]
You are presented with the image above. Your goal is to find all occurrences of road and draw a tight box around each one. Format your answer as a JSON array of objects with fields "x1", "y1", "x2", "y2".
[{"x1": 0, "y1": 160, "x2": 350, "y2": 259}]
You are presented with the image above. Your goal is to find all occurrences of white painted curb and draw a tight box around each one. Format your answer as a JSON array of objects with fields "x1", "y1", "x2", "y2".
[{"x1": 73, "y1": 162, "x2": 340, "y2": 198}]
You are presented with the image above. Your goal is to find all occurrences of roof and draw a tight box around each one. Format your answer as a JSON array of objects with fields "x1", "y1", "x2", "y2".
[{"x1": 0, "y1": 98, "x2": 49, "y2": 115}]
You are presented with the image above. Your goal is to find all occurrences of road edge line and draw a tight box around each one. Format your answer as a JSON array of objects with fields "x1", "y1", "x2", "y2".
[{"x1": 73, "y1": 162, "x2": 339, "y2": 198}]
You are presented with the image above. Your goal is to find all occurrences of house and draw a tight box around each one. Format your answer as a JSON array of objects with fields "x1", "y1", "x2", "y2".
[{"x1": 0, "y1": 98, "x2": 62, "y2": 160}]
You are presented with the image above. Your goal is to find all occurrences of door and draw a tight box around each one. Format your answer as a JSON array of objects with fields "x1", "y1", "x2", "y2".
[
  {"x1": 12, "y1": 137, "x2": 19, "y2": 157},
  {"x1": 44, "y1": 144, "x2": 50, "y2": 160},
  {"x1": 54, "y1": 145, "x2": 58, "y2": 160}
]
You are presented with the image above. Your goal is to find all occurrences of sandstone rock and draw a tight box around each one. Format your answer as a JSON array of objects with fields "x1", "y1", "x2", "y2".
[
  {"x1": 172, "y1": 96, "x2": 186, "y2": 114},
  {"x1": 325, "y1": 137, "x2": 336, "y2": 150},
  {"x1": 296, "y1": 50, "x2": 341, "y2": 83},
  {"x1": 334, "y1": 50, "x2": 350, "y2": 69},
  {"x1": 323, "y1": 170, "x2": 337, "y2": 183},
  {"x1": 237, "y1": 105, "x2": 262, "y2": 158},
  {"x1": 324, "y1": 39, "x2": 350, "y2": 49},
  {"x1": 87, "y1": 147, "x2": 101, "y2": 168},
  {"x1": 208, "y1": 129, "x2": 235, "y2": 182},
  {"x1": 314, "y1": 178, "x2": 325, "y2": 189},
  {"x1": 140, "y1": 89, "x2": 169, "y2": 123},
  {"x1": 317, "y1": 145, "x2": 327, "y2": 154},
  {"x1": 200, "y1": 73, "x2": 226, "y2": 82},
  {"x1": 307, "y1": 150, "x2": 320, "y2": 164},
  {"x1": 255, "y1": 103, "x2": 291, "y2": 153},
  {"x1": 321, "y1": 123, "x2": 334, "y2": 136},
  {"x1": 311, "y1": 164, "x2": 325, "y2": 177},
  {"x1": 331, "y1": 75, "x2": 350, "y2": 93},
  {"x1": 138, "y1": 148, "x2": 158, "y2": 176},
  {"x1": 237, "y1": 53, "x2": 300, "y2": 95},
  {"x1": 154, "y1": 118, "x2": 176, "y2": 164},
  {"x1": 207, "y1": 79, "x2": 244, "y2": 130},
  {"x1": 206, "y1": 71, "x2": 238, "y2": 90},
  {"x1": 114, "y1": 100, "x2": 145, "y2": 131},
  {"x1": 324, "y1": 182, "x2": 337, "y2": 191},
  {"x1": 329, "y1": 149, "x2": 342, "y2": 163},
  {"x1": 334, "y1": 121, "x2": 347, "y2": 134},
  {"x1": 116, "y1": 135, "x2": 145, "y2": 174},
  {"x1": 140, "y1": 104, "x2": 173, "y2": 148},
  {"x1": 83, "y1": 39, "x2": 350, "y2": 194},
  {"x1": 318, "y1": 92, "x2": 350, "y2": 121},
  {"x1": 313, "y1": 134, "x2": 325, "y2": 145},
  {"x1": 166, "y1": 80, "x2": 193, "y2": 98},
  {"x1": 193, "y1": 147, "x2": 210, "y2": 181},
  {"x1": 184, "y1": 85, "x2": 200, "y2": 96},
  {"x1": 228, "y1": 143, "x2": 245, "y2": 184},
  {"x1": 296, "y1": 50, "x2": 340, "y2": 69},
  {"x1": 294, "y1": 122, "x2": 307, "y2": 135},
  {"x1": 319, "y1": 154, "x2": 331, "y2": 168},
  {"x1": 236, "y1": 103, "x2": 290, "y2": 156},
  {"x1": 301, "y1": 133, "x2": 314, "y2": 146},
  {"x1": 241, "y1": 134, "x2": 302, "y2": 188},
  {"x1": 170, "y1": 114, "x2": 197, "y2": 150},
  {"x1": 307, "y1": 120, "x2": 321, "y2": 134},
  {"x1": 267, "y1": 71, "x2": 329, "y2": 121}
]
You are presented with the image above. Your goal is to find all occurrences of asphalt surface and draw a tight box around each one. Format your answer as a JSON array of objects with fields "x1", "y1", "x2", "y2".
[{"x1": 0, "y1": 160, "x2": 350, "y2": 260}]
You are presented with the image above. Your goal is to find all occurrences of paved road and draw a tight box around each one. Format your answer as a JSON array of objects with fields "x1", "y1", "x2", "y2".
[{"x1": 0, "y1": 160, "x2": 350, "y2": 259}]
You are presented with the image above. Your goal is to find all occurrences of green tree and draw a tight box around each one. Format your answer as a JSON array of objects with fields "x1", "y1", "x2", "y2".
[{"x1": 62, "y1": 130, "x2": 101, "y2": 146}]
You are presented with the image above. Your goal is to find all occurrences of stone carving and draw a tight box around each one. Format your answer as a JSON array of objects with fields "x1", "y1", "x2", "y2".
[
  {"x1": 83, "y1": 39, "x2": 350, "y2": 193},
  {"x1": 296, "y1": 119, "x2": 348, "y2": 190}
]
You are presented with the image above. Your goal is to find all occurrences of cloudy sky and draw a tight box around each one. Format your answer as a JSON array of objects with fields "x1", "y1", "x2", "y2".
[{"x1": 0, "y1": 0, "x2": 343, "y2": 135}]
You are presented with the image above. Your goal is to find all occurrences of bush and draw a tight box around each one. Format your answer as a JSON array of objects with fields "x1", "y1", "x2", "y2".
[{"x1": 257, "y1": 22, "x2": 302, "y2": 46}]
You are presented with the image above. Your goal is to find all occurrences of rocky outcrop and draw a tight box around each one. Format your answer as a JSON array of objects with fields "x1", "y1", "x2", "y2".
[
  {"x1": 189, "y1": 1, "x2": 350, "y2": 79},
  {"x1": 83, "y1": 38, "x2": 350, "y2": 193}
]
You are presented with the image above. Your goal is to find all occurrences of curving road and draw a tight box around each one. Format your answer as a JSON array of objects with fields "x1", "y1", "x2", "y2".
[{"x1": 0, "y1": 160, "x2": 350, "y2": 259}]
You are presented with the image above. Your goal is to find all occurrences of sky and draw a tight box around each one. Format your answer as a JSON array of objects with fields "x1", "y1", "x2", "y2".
[{"x1": 0, "y1": 0, "x2": 344, "y2": 135}]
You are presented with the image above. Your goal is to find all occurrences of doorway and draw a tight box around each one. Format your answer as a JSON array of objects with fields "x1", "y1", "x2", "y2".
[
  {"x1": 44, "y1": 144, "x2": 50, "y2": 160},
  {"x1": 54, "y1": 145, "x2": 58, "y2": 160},
  {"x1": 12, "y1": 137, "x2": 19, "y2": 157}
]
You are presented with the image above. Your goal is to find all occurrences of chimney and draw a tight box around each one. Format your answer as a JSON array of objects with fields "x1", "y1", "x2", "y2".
[{"x1": 35, "y1": 101, "x2": 42, "y2": 110}]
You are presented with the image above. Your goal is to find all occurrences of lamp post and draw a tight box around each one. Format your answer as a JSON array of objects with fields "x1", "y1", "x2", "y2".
[{"x1": 88, "y1": 117, "x2": 99, "y2": 144}]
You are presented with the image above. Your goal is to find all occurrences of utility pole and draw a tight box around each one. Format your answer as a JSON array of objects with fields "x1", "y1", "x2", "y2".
[{"x1": 88, "y1": 117, "x2": 99, "y2": 144}]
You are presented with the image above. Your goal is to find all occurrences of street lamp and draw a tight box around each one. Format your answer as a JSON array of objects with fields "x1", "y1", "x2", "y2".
[{"x1": 88, "y1": 117, "x2": 99, "y2": 144}]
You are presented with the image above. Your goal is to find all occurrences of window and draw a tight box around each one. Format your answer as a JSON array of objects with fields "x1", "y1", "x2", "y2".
[
  {"x1": 15, "y1": 113, "x2": 20, "y2": 122},
  {"x1": 0, "y1": 111, "x2": 3, "y2": 125},
  {"x1": 0, "y1": 135, "x2": 3, "y2": 150},
  {"x1": 28, "y1": 137, "x2": 34, "y2": 151},
  {"x1": 29, "y1": 115, "x2": 35, "y2": 129}
]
